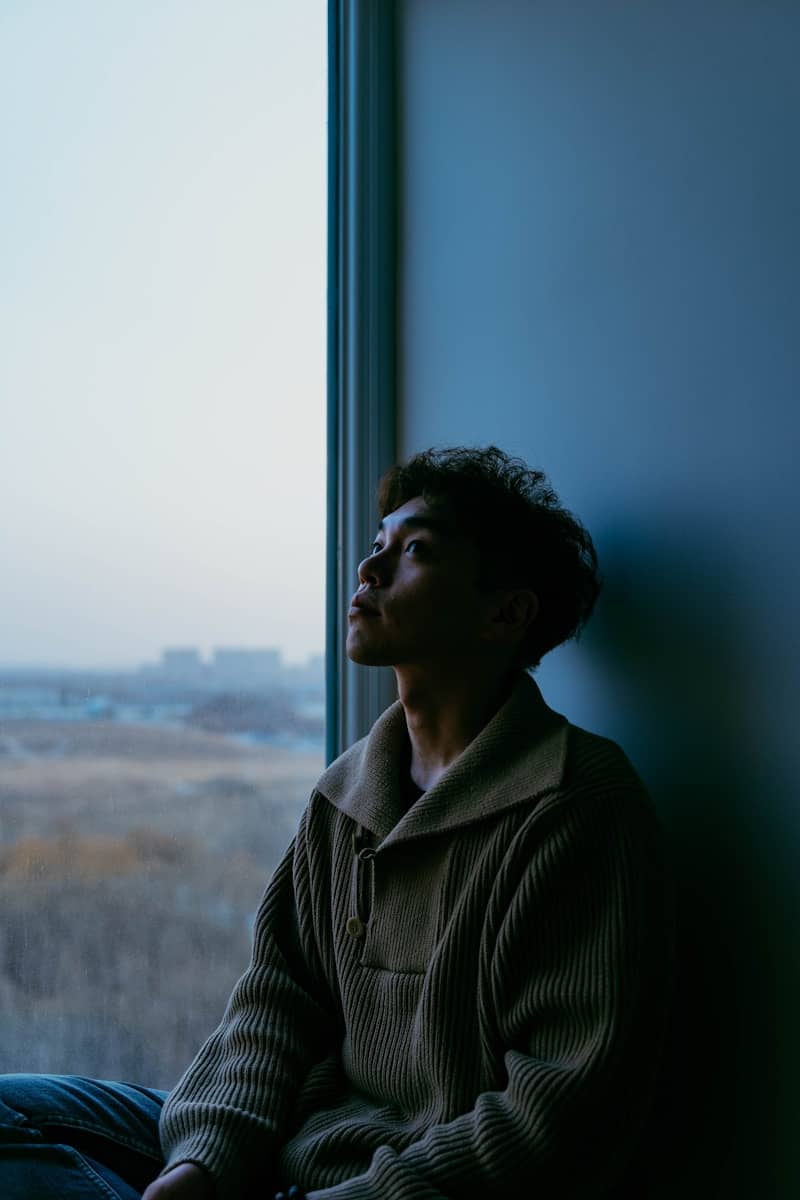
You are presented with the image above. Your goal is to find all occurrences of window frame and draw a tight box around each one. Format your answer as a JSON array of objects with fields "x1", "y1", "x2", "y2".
[{"x1": 326, "y1": 0, "x2": 398, "y2": 762}]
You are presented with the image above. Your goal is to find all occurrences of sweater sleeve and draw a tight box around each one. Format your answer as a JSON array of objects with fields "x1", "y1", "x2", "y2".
[
  {"x1": 158, "y1": 802, "x2": 339, "y2": 1196},
  {"x1": 307, "y1": 785, "x2": 672, "y2": 1200}
]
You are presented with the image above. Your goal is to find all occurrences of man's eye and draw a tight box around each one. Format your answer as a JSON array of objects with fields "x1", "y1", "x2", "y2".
[
  {"x1": 405, "y1": 539, "x2": 423, "y2": 554},
  {"x1": 369, "y1": 541, "x2": 383, "y2": 555}
]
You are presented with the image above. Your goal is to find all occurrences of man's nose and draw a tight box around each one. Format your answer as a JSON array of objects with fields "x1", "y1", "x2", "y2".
[{"x1": 357, "y1": 549, "x2": 388, "y2": 587}]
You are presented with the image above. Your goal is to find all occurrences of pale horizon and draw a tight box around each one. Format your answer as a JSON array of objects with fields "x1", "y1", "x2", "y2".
[{"x1": 0, "y1": 645, "x2": 325, "y2": 674}]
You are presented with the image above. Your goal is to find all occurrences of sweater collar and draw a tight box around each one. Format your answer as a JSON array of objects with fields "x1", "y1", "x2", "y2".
[{"x1": 315, "y1": 673, "x2": 568, "y2": 847}]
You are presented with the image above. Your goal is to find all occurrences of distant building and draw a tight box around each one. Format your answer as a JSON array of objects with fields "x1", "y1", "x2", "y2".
[
  {"x1": 284, "y1": 653, "x2": 325, "y2": 691},
  {"x1": 211, "y1": 648, "x2": 282, "y2": 685},
  {"x1": 137, "y1": 646, "x2": 317, "y2": 692},
  {"x1": 161, "y1": 648, "x2": 203, "y2": 677}
]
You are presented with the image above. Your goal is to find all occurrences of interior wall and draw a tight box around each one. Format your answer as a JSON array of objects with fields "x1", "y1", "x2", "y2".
[{"x1": 397, "y1": 2, "x2": 799, "y2": 1195}]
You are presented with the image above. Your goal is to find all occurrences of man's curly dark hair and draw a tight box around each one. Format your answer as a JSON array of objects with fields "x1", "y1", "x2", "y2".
[{"x1": 376, "y1": 446, "x2": 601, "y2": 670}]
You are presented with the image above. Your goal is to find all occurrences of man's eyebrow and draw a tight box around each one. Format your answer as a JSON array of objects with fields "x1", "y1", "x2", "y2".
[{"x1": 376, "y1": 514, "x2": 455, "y2": 535}]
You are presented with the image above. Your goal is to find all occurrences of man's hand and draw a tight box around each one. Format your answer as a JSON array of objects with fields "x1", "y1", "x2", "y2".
[{"x1": 142, "y1": 1162, "x2": 215, "y2": 1200}]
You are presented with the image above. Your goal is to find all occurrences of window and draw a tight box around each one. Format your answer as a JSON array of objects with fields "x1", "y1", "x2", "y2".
[{"x1": 0, "y1": 2, "x2": 327, "y2": 1088}]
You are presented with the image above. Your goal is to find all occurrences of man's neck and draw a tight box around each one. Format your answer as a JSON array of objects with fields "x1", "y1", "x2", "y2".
[{"x1": 394, "y1": 662, "x2": 521, "y2": 792}]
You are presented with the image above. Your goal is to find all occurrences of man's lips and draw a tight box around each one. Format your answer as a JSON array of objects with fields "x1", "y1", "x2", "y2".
[{"x1": 348, "y1": 594, "x2": 380, "y2": 617}]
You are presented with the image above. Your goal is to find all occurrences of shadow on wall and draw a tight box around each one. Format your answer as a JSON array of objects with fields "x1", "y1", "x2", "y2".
[{"x1": 587, "y1": 527, "x2": 791, "y2": 1199}]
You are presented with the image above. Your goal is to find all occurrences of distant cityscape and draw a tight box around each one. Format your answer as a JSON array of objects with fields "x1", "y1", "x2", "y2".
[
  {"x1": 0, "y1": 647, "x2": 325, "y2": 748},
  {"x1": 140, "y1": 646, "x2": 324, "y2": 690}
]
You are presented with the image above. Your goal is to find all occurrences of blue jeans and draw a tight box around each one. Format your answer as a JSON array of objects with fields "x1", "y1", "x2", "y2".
[{"x1": 0, "y1": 1075, "x2": 167, "y2": 1200}]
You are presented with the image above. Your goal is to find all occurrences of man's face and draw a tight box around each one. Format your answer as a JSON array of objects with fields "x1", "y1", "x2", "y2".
[{"x1": 346, "y1": 496, "x2": 495, "y2": 669}]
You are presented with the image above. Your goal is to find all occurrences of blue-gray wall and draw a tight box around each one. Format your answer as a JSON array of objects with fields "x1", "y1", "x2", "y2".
[{"x1": 397, "y1": 1, "x2": 799, "y2": 1193}]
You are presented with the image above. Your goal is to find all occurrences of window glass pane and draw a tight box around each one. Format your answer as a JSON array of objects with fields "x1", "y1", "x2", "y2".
[{"x1": 0, "y1": 1, "x2": 326, "y2": 1089}]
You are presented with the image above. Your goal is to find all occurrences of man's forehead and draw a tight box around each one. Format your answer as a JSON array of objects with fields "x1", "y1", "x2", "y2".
[{"x1": 378, "y1": 498, "x2": 457, "y2": 535}]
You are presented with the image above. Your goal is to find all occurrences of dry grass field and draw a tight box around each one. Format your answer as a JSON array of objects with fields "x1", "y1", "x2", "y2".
[{"x1": 0, "y1": 719, "x2": 322, "y2": 1089}]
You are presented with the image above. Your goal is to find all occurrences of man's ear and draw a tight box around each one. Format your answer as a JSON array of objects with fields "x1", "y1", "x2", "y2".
[{"x1": 483, "y1": 589, "x2": 538, "y2": 642}]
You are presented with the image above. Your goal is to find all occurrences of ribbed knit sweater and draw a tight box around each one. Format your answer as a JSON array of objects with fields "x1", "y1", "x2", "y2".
[{"x1": 159, "y1": 674, "x2": 671, "y2": 1199}]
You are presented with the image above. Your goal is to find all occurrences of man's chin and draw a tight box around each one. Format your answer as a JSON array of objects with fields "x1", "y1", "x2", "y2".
[{"x1": 345, "y1": 633, "x2": 396, "y2": 667}]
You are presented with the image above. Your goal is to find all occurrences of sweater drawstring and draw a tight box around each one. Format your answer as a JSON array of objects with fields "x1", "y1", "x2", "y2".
[{"x1": 347, "y1": 826, "x2": 376, "y2": 939}]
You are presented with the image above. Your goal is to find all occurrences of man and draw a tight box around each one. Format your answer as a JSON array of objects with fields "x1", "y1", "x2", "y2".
[{"x1": 0, "y1": 446, "x2": 671, "y2": 1199}]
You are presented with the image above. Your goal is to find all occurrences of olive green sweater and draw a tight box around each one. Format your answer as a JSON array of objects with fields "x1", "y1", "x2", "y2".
[{"x1": 160, "y1": 674, "x2": 671, "y2": 1199}]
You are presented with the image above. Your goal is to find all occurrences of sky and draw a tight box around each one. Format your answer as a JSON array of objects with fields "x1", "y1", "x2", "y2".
[{"x1": 0, "y1": 1, "x2": 327, "y2": 669}]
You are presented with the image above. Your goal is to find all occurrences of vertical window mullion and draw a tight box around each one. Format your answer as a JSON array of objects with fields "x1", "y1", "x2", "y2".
[{"x1": 327, "y1": 0, "x2": 398, "y2": 762}]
